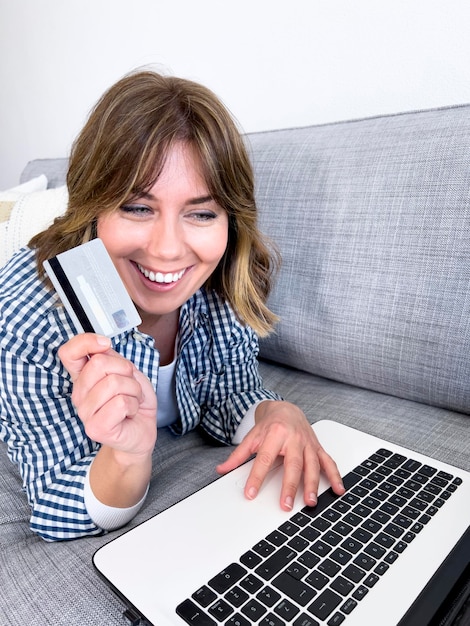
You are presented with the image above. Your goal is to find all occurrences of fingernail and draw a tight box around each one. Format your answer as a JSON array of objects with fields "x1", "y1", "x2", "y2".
[
  {"x1": 338, "y1": 481, "x2": 345, "y2": 492},
  {"x1": 247, "y1": 487, "x2": 257, "y2": 500},
  {"x1": 308, "y1": 493, "x2": 318, "y2": 506},
  {"x1": 96, "y1": 335, "x2": 111, "y2": 346},
  {"x1": 284, "y1": 496, "x2": 294, "y2": 510}
]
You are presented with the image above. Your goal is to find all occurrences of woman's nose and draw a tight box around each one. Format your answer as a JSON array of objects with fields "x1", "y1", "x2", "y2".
[{"x1": 147, "y1": 217, "x2": 185, "y2": 260}]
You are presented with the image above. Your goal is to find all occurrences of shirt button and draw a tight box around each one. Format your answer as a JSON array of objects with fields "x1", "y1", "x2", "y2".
[{"x1": 133, "y1": 332, "x2": 143, "y2": 342}]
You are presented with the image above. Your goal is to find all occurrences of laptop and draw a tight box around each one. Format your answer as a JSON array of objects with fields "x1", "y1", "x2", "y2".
[{"x1": 93, "y1": 420, "x2": 470, "y2": 626}]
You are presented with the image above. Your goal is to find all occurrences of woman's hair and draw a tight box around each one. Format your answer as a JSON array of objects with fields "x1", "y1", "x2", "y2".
[{"x1": 30, "y1": 70, "x2": 280, "y2": 336}]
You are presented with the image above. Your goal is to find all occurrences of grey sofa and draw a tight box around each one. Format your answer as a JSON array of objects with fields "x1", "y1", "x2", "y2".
[{"x1": 1, "y1": 103, "x2": 469, "y2": 625}]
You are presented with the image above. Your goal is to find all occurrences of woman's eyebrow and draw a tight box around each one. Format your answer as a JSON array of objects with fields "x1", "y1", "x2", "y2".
[
  {"x1": 188, "y1": 195, "x2": 214, "y2": 205},
  {"x1": 131, "y1": 192, "x2": 214, "y2": 205}
]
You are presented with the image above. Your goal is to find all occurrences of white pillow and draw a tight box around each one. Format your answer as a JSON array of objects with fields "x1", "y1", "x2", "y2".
[
  {"x1": 0, "y1": 174, "x2": 49, "y2": 224},
  {"x1": 1, "y1": 185, "x2": 68, "y2": 267}
]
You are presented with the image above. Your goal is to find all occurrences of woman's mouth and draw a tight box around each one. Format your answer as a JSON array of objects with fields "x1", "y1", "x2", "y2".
[{"x1": 137, "y1": 263, "x2": 186, "y2": 284}]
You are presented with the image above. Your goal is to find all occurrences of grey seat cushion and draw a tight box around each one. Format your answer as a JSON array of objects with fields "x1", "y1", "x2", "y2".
[{"x1": 249, "y1": 106, "x2": 470, "y2": 415}]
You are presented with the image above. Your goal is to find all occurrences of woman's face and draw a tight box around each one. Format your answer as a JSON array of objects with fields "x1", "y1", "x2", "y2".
[{"x1": 97, "y1": 142, "x2": 228, "y2": 322}]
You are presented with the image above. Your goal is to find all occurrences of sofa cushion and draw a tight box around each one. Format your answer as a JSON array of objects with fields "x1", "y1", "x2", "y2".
[
  {"x1": 0, "y1": 185, "x2": 68, "y2": 267},
  {"x1": 249, "y1": 105, "x2": 470, "y2": 415}
]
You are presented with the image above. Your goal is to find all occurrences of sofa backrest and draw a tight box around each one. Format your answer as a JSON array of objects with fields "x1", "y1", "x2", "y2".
[{"x1": 248, "y1": 105, "x2": 470, "y2": 415}]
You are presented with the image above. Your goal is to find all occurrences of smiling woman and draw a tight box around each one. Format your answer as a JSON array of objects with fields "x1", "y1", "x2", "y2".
[{"x1": 0, "y1": 70, "x2": 344, "y2": 541}]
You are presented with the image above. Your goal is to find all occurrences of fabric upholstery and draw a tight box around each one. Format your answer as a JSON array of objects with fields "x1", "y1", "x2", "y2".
[{"x1": 249, "y1": 106, "x2": 470, "y2": 415}]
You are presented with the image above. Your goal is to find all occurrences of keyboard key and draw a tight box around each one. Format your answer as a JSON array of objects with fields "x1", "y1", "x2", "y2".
[
  {"x1": 209, "y1": 563, "x2": 246, "y2": 593},
  {"x1": 331, "y1": 576, "x2": 354, "y2": 597},
  {"x1": 353, "y1": 553, "x2": 376, "y2": 571},
  {"x1": 363, "y1": 496, "x2": 381, "y2": 509},
  {"x1": 410, "y1": 497, "x2": 428, "y2": 511},
  {"x1": 240, "y1": 550, "x2": 262, "y2": 568},
  {"x1": 308, "y1": 589, "x2": 342, "y2": 620},
  {"x1": 273, "y1": 572, "x2": 316, "y2": 606},
  {"x1": 332, "y1": 500, "x2": 351, "y2": 514},
  {"x1": 330, "y1": 548, "x2": 353, "y2": 566},
  {"x1": 384, "y1": 453, "x2": 406, "y2": 469},
  {"x1": 393, "y1": 514, "x2": 413, "y2": 529},
  {"x1": 402, "y1": 458, "x2": 421, "y2": 473},
  {"x1": 402, "y1": 505, "x2": 420, "y2": 520},
  {"x1": 343, "y1": 493, "x2": 360, "y2": 506},
  {"x1": 343, "y1": 563, "x2": 366, "y2": 583},
  {"x1": 225, "y1": 587, "x2": 249, "y2": 608},
  {"x1": 351, "y1": 528, "x2": 373, "y2": 544},
  {"x1": 327, "y1": 612, "x2": 345, "y2": 625},
  {"x1": 437, "y1": 470, "x2": 453, "y2": 482},
  {"x1": 259, "y1": 614, "x2": 284, "y2": 626},
  {"x1": 267, "y1": 530, "x2": 289, "y2": 547},
  {"x1": 274, "y1": 598, "x2": 299, "y2": 621},
  {"x1": 352, "y1": 504, "x2": 372, "y2": 518},
  {"x1": 255, "y1": 546, "x2": 297, "y2": 580},
  {"x1": 374, "y1": 562, "x2": 389, "y2": 576},
  {"x1": 374, "y1": 448, "x2": 393, "y2": 458},
  {"x1": 371, "y1": 510, "x2": 391, "y2": 525},
  {"x1": 298, "y1": 551, "x2": 320, "y2": 569},
  {"x1": 279, "y1": 521, "x2": 300, "y2": 537},
  {"x1": 291, "y1": 512, "x2": 311, "y2": 527},
  {"x1": 254, "y1": 540, "x2": 277, "y2": 557},
  {"x1": 311, "y1": 540, "x2": 332, "y2": 557},
  {"x1": 286, "y1": 562, "x2": 308, "y2": 581},
  {"x1": 257, "y1": 587, "x2": 281, "y2": 608},
  {"x1": 318, "y1": 558, "x2": 341, "y2": 578},
  {"x1": 208, "y1": 599, "x2": 233, "y2": 621},
  {"x1": 288, "y1": 536, "x2": 310, "y2": 552},
  {"x1": 176, "y1": 599, "x2": 217, "y2": 625},
  {"x1": 352, "y1": 585, "x2": 368, "y2": 601},
  {"x1": 226, "y1": 614, "x2": 251, "y2": 626},
  {"x1": 306, "y1": 570, "x2": 329, "y2": 590},
  {"x1": 364, "y1": 542, "x2": 386, "y2": 560},
  {"x1": 323, "y1": 531, "x2": 342, "y2": 547},
  {"x1": 340, "y1": 537, "x2": 363, "y2": 554},
  {"x1": 293, "y1": 614, "x2": 320, "y2": 626},
  {"x1": 332, "y1": 521, "x2": 353, "y2": 536},
  {"x1": 240, "y1": 574, "x2": 263, "y2": 593},
  {"x1": 384, "y1": 551, "x2": 399, "y2": 564},
  {"x1": 364, "y1": 573, "x2": 380, "y2": 588},
  {"x1": 341, "y1": 597, "x2": 358, "y2": 615},
  {"x1": 343, "y1": 512, "x2": 362, "y2": 527},
  {"x1": 384, "y1": 523, "x2": 405, "y2": 539},
  {"x1": 192, "y1": 586, "x2": 217, "y2": 608},
  {"x1": 241, "y1": 599, "x2": 267, "y2": 621},
  {"x1": 394, "y1": 541, "x2": 408, "y2": 554},
  {"x1": 361, "y1": 519, "x2": 381, "y2": 534},
  {"x1": 418, "y1": 464, "x2": 437, "y2": 478},
  {"x1": 300, "y1": 526, "x2": 321, "y2": 542},
  {"x1": 374, "y1": 532, "x2": 395, "y2": 549},
  {"x1": 379, "y1": 501, "x2": 399, "y2": 516}
]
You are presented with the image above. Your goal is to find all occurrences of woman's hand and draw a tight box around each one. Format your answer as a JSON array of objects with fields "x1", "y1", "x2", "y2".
[
  {"x1": 58, "y1": 334, "x2": 157, "y2": 457},
  {"x1": 217, "y1": 400, "x2": 345, "y2": 511}
]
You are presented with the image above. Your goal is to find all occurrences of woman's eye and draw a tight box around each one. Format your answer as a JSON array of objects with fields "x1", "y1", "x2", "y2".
[
  {"x1": 120, "y1": 204, "x2": 152, "y2": 215},
  {"x1": 189, "y1": 211, "x2": 218, "y2": 222}
]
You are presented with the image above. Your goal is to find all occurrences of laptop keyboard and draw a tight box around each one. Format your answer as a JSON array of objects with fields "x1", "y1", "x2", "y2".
[{"x1": 176, "y1": 448, "x2": 462, "y2": 625}]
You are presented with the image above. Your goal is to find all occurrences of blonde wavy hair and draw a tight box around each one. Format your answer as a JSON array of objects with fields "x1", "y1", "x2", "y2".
[{"x1": 30, "y1": 70, "x2": 279, "y2": 336}]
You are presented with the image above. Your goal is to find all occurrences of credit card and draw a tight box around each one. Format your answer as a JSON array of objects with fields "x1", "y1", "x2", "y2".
[{"x1": 44, "y1": 238, "x2": 142, "y2": 338}]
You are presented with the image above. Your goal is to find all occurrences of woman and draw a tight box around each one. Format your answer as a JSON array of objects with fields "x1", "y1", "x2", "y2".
[{"x1": 0, "y1": 71, "x2": 344, "y2": 541}]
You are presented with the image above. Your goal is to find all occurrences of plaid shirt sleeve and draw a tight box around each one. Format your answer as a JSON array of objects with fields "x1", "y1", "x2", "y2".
[
  {"x1": 0, "y1": 249, "x2": 103, "y2": 541},
  {"x1": 173, "y1": 289, "x2": 282, "y2": 444}
]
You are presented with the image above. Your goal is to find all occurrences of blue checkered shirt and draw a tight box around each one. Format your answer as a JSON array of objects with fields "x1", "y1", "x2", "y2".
[{"x1": 0, "y1": 248, "x2": 280, "y2": 540}]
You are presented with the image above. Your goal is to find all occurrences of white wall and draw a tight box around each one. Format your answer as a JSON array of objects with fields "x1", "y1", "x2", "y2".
[{"x1": 1, "y1": 0, "x2": 470, "y2": 189}]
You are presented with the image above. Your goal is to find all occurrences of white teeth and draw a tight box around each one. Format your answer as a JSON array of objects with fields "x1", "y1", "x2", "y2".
[{"x1": 137, "y1": 264, "x2": 185, "y2": 284}]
